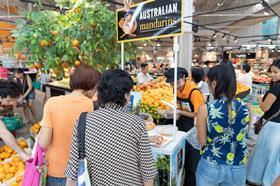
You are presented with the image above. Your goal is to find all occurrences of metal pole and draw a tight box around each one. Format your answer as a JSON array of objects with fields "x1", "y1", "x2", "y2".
[
  {"x1": 121, "y1": 42, "x2": 125, "y2": 70},
  {"x1": 173, "y1": 36, "x2": 179, "y2": 134}
]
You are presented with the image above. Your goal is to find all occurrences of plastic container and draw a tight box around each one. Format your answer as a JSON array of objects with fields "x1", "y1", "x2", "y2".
[{"x1": 2, "y1": 117, "x2": 17, "y2": 131}]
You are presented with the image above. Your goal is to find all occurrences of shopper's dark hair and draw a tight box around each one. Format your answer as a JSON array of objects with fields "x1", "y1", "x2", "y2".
[
  {"x1": 191, "y1": 66, "x2": 205, "y2": 83},
  {"x1": 97, "y1": 69, "x2": 134, "y2": 106},
  {"x1": 140, "y1": 63, "x2": 148, "y2": 69},
  {"x1": 14, "y1": 68, "x2": 25, "y2": 74},
  {"x1": 0, "y1": 79, "x2": 21, "y2": 98},
  {"x1": 241, "y1": 63, "x2": 251, "y2": 73},
  {"x1": 70, "y1": 64, "x2": 101, "y2": 91},
  {"x1": 272, "y1": 59, "x2": 280, "y2": 70},
  {"x1": 207, "y1": 60, "x2": 236, "y2": 103}
]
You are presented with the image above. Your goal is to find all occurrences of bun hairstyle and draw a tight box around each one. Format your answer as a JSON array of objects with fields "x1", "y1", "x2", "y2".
[
  {"x1": 207, "y1": 60, "x2": 237, "y2": 103},
  {"x1": 97, "y1": 69, "x2": 134, "y2": 106}
]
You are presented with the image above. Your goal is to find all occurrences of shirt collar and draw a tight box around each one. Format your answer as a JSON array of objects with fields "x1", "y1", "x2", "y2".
[{"x1": 100, "y1": 102, "x2": 127, "y2": 112}]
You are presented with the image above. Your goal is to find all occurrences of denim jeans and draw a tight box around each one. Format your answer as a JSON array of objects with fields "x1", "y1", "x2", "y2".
[
  {"x1": 196, "y1": 158, "x2": 246, "y2": 186},
  {"x1": 46, "y1": 176, "x2": 66, "y2": 186}
]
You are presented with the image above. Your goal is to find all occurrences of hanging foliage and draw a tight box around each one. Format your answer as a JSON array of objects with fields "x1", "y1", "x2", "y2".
[{"x1": 12, "y1": 0, "x2": 136, "y2": 77}]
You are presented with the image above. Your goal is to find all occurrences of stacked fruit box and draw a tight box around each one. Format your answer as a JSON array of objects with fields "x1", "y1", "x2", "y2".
[{"x1": 0, "y1": 138, "x2": 30, "y2": 186}]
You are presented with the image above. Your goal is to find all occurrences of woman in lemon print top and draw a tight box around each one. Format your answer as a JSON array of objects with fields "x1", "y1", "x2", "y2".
[{"x1": 196, "y1": 61, "x2": 250, "y2": 186}]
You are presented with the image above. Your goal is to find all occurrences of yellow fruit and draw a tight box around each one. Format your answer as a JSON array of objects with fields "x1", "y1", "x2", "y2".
[
  {"x1": 16, "y1": 175, "x2": 22, "y2": 182},
  {"x1": 0, "y1": 173, "x2": 5, "y2": 180},
  {"x1": 11, "y1": 182, "x2": 18, "y2": 186},
  {"x1": 5, "y1": 173, "x2": 13, "y2": 180},
  {"x1": 9, "y1": 167, "x2": 17, "y2": 174}
]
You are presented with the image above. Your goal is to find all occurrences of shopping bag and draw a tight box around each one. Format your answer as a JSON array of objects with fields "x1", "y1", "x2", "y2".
[
  {"x1": 185, "y1": 127, "x2": 202, "y2": 150},
  {"x1": 22, "y1": 142, "x2": 47, "y2": 186},
  {"x1": 76, "y1": 112, "x2": 91, "y2": 186}
]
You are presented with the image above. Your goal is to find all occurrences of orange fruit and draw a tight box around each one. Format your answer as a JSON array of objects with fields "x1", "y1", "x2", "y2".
[
  {"x1": 72, "y1": 39, "x2": 79, "y2": 47},
  {"x1": 16, "y1": 176, "x2": 22, "y2": 182},
  {"x1": 0, "y1": 173, "x2": 5, "y2": 180},
  {"x1": 73, "y1": 8, "x2": 80, "y2": 13},
  {"x1": 11, "y1": 182, "x2": 17, "y2": 186},
  {"x1": 51, "y1": 31, "x2": 58, "y2": 36},
  {"x1": 74, "y1": 60, "x2": 81, "y2": 67},
  {"x1": 55, "y1": 70, "x2": 61, "y2": 75},
  {"x1": 5, "y1": 173, "x2": 13, "y2": 180},
  {"x1": 61, "y1": 63, "x2": 68, "y2": 69},
  {"x1": 40, "y1": 40, "x2": 47, "y2": 47},
  {"x1": 8, "y1": 167, "x2": 17, "y2": 174}
]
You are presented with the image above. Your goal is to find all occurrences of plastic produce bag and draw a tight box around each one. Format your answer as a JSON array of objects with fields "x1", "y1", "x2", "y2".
[{"x1": 185, "y1": 127, "x2": 202, "y2": 150}]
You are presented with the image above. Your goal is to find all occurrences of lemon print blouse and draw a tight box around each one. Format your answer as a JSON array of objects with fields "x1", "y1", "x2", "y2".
[{"x1": 201, "y1": 98, "x2": 249, "y2": 166}]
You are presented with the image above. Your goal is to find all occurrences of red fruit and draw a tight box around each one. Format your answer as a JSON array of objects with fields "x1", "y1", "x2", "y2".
[
  {"x1": 55, "y1": 70, "x2": 61, "y2": 75},
  {"x1": 61, "y1": 63, "x2": 68, "y2": 69}
]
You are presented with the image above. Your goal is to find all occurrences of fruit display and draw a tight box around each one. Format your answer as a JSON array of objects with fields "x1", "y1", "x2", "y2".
[
  {"x1": 30, "y1": 123, "x2": 41, "y2": 134},
  {"x1": 236, "y1": 83, "x2": 250, "y2": 95},
  {"x1": 253, "y1": 75, "x2": 271, "y2": 84},
  {"x1": 0, "y1": 139, "x2": 28, "y2": 162},
  {"x1": 0, "y1": 157, "x2": 25, "y2": 184},
  {"x1": 134, "y1": 77, "x2": 174, "y2": 122}
]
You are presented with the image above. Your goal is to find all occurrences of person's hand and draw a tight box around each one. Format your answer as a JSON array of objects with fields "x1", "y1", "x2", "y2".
[
  {"x1": 17, "y1": 97, "x2": 24, "y2": 104},
  {"x1": 19, "y1": 151, "x2": 31, "y2": 161}
]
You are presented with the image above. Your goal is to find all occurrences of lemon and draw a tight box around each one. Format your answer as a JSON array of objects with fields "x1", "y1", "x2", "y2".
[
  {"x1": 227, "y1": 153, "x2": 235, "y2": 161},
  {"x1": 236, "y1": 133, "x2": 244, "y2": 141},
  {"x1": 207, "y1": 137, "x2": 212, "y2": 142},
  {"x1": 245, "y1": 115, "x2": 250, "y2": 123},
  {"x1": 215, "y1": 125, "x2": 223, "y2": 133},
  {"x1": 242, "y1": 156, "x2": 247, "y2": 164},
  {"x1": 232, "y1": 111, "x2": 236, "y2": 119}
]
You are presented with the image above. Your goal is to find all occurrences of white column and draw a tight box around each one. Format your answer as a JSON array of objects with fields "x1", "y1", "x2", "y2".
[{"x1": 178, "y1": 0, "x2": 193, "y2": 71}]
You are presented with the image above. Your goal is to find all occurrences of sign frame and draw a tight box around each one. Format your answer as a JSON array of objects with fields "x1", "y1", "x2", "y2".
[{"x1": 116, "y1": 0, "x2": 183, "y2": 43}]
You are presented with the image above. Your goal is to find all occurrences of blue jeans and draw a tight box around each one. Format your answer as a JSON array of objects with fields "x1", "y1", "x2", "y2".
[
  {"x1": 196, "y1": 158, "x2": 246, "y2": 186},
  {"x1": 46, "y1": 176, "x2": 66, "y2": 186}
]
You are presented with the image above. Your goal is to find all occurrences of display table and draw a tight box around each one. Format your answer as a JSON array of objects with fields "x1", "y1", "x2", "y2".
[
  {"x1": 151, "y1": 131, "x2": 187, "y2": 186},
  {"x1": 45, "y1": 82, "x2": 71, "y2": 98}
]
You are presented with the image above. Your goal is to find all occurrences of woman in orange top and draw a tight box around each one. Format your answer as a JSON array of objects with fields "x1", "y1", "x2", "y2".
[
  {"x1": 165, "y1": 67, "x2": 204, "y2": 186},
  {"x1": 38, "y1": 64, "x2": 101, "y2": 186}
]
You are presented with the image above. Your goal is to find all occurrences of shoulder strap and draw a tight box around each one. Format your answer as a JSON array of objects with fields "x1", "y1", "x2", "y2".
[
  {"x1": 78, "y1": 112, "x2": 87, "y2": 159},
  {"x1": 189, "y1": 88, "x2": 201, "y2": 99}
]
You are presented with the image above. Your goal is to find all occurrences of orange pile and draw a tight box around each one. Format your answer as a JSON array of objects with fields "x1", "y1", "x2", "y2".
[
  {"x1": 134, "y1": 77, "x2": 174, "y2": 110},
  {"x1": 31, "y1": 123, "x2": 41, "y2": 134},
  {"x1": 236, "y1": 83, "x2": 250, "y2": 95},
  {"x1": 0, "y1": 157, "x2": 25, "y2": 184},
  {"x1": 0, "y1": 140, "x2": 28, "y2": 162}
]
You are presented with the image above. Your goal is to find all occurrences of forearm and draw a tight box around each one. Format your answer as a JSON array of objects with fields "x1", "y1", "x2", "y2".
[
  {"x1": 179, "y1": 110, "x2": 196, "y2": 118},
  {"x1": 0, "y1": 128, "x2": 25, "y2": 155}
]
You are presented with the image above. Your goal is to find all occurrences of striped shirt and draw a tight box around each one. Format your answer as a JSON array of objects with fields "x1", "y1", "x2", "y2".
[{"x1": 65, "y1": 102, "x2": 157, "y2": 185}]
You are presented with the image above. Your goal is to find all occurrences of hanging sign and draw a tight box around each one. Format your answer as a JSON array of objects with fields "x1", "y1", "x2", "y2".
[{"x1": 117, "y1": 0, "x2": 182, "y2": 43}]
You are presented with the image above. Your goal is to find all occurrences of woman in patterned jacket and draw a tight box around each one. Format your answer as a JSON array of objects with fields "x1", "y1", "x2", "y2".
[
  {"x1": 196, "y1": 61, "x2": 250, "y2": 186},
  {"x1": 65, "y1": 69, "x2": 157, "y2": 186}
]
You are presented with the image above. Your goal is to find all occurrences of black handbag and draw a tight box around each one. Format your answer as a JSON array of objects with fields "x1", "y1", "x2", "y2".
[{"x1": 254, "y1": 110, "x2": 280, "y2": 134}]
